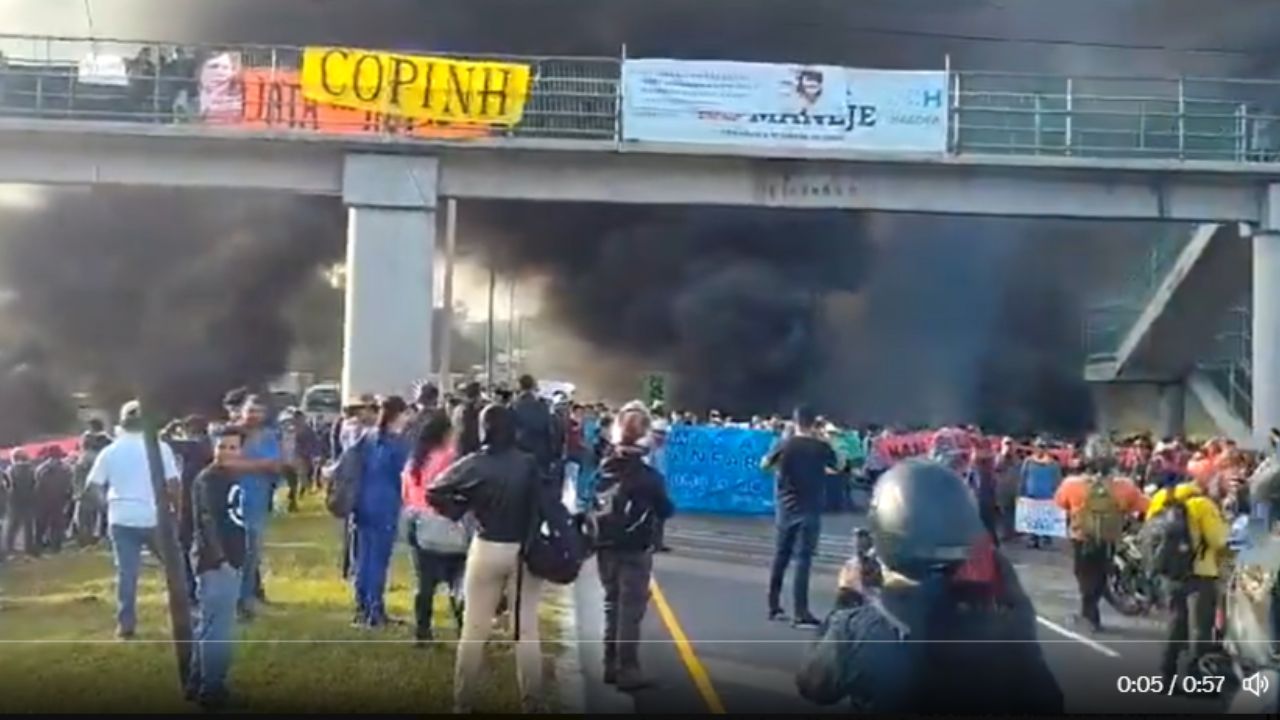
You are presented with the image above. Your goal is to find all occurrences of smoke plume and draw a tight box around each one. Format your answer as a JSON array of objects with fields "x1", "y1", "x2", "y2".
[
  {"x1": 1, "y1": 0, "x2": 1274, "y2": 432},
  {"x1": 0, "y1": 189, "x2": 343, "y2": 414}
]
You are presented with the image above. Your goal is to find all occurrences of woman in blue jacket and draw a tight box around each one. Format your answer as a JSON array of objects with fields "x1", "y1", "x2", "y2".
[{"x1": 353, "y1": 395, "x2": 412, "y2": 627}]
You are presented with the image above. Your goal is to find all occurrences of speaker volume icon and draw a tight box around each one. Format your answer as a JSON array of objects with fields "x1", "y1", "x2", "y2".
[{"x1": 1244, "y1": 672, "x2": 1271, "y2": 698}]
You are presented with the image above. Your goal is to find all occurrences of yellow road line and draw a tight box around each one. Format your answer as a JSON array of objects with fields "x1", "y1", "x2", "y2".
[{"x1": 649, "y1": 576, "x2": 727, "y2": 714}]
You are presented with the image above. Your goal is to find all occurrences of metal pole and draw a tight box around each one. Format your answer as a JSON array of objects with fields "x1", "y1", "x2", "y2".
[
  {"x1": 139, "y1": 400, "x2": 193, "y2": 687},
  {"x1": 615, "y1": 43, "x2": 627, "y2": 148},
  {"x1": 507, "y1": 277, "x2": 517, "y2": 383},
  {"x1": 438, "y1": 198, "x2": 457, "y2": 393},
  {"x1": 1034, "y1": 94, "x2": 1043, "y2": 154},
  {"x1": 1064, "y1": 77, "x2": 1074, "y2": 156},
  {"x1": 1177, "y1": 77, "x2": 1186, "y2": 160},
  {"x1": 486, "y1": 263, "x2": 496, "y2": 390},
  {"x1": 949, "y1": 61, "x2": 961, "y2": 153}
]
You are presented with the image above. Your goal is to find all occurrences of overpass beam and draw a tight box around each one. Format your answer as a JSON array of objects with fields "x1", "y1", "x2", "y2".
[
  {"x1": 1256, "y1": 185, "x2": 1280, "y2": 446},
  {"x1": 340, "y1": 154, "x2": 439, "y2": 398}
]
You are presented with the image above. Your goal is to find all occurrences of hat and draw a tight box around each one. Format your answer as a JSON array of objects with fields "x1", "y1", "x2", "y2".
[
  {"x1": 344, "y1": 393, "x2": 376, "y2": 410},
  {"x1": 119, "y1": 399, "x2": 142, "y2": 423}
]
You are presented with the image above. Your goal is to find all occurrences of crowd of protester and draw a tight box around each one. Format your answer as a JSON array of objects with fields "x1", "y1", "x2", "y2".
[
  {"x1": 3, "y1": 371, "x2": 1276, "y2": 711},
  {"x1": 0, "y1": 373, "x2": 677, "y2": 712}
]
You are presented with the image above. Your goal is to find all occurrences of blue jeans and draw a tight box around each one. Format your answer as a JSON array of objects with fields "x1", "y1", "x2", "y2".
[
  {"x1": 188, "y1": 564, "x2": 241, "y2": 702},
  {"x1": 109, "y1": 524, "x2": 159, "y2": 634},
  {"x1": 239, "y1": 524, "x2": 264, "y2": 606},
  {"x1": 354, "y1": 522, "x2": 397, "y2": 620},
  {"x1": 768, "y1": 511, "x2": 821, "y2": 616}
]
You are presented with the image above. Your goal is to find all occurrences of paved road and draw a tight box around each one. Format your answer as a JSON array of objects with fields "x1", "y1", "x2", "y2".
[{"x1": 573, "y1": 514, "x2": 1252, "y2": 715}]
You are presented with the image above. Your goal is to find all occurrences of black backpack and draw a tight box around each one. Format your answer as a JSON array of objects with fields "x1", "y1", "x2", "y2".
[
  {"x1": 521, "y1": 484, "x2": 592, "y2": 585},
  {"x1": 591, "y1": 477, "x2": 656, "y2": 550},
  {"x1": 1143, "y1": 495, "x2": 1197, "y2": 580}
]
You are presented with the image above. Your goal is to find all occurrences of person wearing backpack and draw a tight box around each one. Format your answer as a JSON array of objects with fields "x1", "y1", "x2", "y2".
[
  {"x1": 1053, "y1": 441, "x2": 1147, "y2": 633},
  {"x1": 427, "y1": 404, "x2": 546, "y2": 714},
  {"x1": 1144, "y1": 469, "x2": 1229, "y2": 686},
  {"x1": 592, "y1": 401, "x2": 674, "y2": 692}
]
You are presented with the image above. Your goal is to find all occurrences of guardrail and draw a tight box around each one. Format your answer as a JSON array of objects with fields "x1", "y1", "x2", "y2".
[
  {"x1": 3, "y1": 33, "x2": 1280, "y2": 161},
  {"x1": 1197, "y1": 303, "x2": 1252, "y2": 423}
]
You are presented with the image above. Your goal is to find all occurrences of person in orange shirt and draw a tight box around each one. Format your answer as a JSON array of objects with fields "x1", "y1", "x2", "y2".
[{"x1": 1053, "y1": 439, "x2": 1148, "y2": 633}]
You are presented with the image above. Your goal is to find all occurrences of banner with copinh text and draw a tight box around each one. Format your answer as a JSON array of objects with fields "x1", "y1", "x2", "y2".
[{"x1": 622, "y1": 58, "x2": 948, "y2": 152}]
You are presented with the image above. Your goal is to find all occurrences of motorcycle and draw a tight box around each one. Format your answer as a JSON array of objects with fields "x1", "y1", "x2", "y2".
[{"x1": 1105, "y1": 524, "x2": 1164, "y2": 617}]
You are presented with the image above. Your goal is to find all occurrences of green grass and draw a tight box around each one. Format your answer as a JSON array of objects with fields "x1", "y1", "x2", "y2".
[{"x1": 0, "y1": 495, "x2": 569, "y2": 714}]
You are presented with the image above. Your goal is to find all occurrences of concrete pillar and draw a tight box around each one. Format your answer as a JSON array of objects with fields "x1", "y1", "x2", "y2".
[
  {"x1": 1254, "y1": 184, "x2": 1280, "y2": 446},
  {"x1": 1157, "y1": 382, "x2": 1186, "y2": 440},
  {"x1": 341, "y1": 154, "x2": 439, "y2": 399}
]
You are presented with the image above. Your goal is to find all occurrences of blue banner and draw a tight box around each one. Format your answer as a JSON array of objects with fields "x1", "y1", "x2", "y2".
[{"x1": 665, "y1": 425, "x2": 778, "y2": 514}]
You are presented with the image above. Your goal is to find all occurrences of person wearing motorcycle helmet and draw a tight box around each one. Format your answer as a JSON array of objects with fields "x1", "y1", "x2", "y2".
[{"x1": 797, "y1": 460, "x2": 1063, "y2": 714}]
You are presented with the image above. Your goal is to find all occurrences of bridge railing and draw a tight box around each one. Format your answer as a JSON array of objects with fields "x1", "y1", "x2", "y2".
[
  {"x1": 0, "y1": 34, "x2": 621, "y2": 140},
  {"x1": 1081, "y1": 225, "x2": 1196, "y2": 362},
  {"x1": 3, "y1": 33, "x2": 1280, "y2": 162}
]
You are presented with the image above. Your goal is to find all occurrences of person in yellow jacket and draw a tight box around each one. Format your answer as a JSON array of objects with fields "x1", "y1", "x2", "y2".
[{"x1": 1144, "y1": 477, "x2": 1229, "y2": 684}]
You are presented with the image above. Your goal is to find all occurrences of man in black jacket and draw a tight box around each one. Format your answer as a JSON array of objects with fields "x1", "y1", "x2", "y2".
[
  {"x1": 34, "y1": 447, "x2": 74, "y2": 553},
  {"x1": 512, "y1": 374, "x2": 557, "y2": 479},
  {"x1": 452, "y1": 382, "x2": 484, "y2": 457},
  {"x1": 5, "y1": 451, "x2": 38, "y2": 557},
  {"x1": 593, "y1": 401, "x2": 675, "y2": 692}
]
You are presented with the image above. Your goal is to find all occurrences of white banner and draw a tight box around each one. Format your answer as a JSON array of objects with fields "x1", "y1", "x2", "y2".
[
  {"x1": 622, "y1": 59, "x2": 948, "y2": 153},
  {"x1": 77, "y1": 53, "x2": 130, "y2": 87},
  {"x1": 1015, "y1": 498, "x2": 1068, "y2": 539}
]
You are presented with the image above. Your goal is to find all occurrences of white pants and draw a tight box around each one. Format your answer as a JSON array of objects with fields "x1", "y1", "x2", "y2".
[{"x1": 454, "y1": 537, "x2": 544, "y2": 712}]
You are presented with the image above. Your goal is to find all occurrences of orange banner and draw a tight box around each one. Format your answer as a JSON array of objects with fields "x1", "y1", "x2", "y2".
[{"x1": 215, "y1": 69, "x2": 494, "y2": 140}]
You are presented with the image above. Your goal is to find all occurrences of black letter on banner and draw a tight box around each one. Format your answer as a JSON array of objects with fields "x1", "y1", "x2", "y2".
[
  {"x1": 420, "y1": 61, "x2": 439, "y2": 112},
  {"x1": 476, "y1": 67, "x2": 512, "y2": 118},
  {"x1": 859, "y1": 105, "x2": 877, "y2": 127},
  {"x1": 352, "y1": 54, "x2": 383, "y2": 103},
  {"x1": 445, "y1": 64, "x2": 473, "y2": 116},
  {"x1": 388, "y1": 57, "x2": 419, "y2": 108},
  {"x1": 320, "y1": 49, "x2": 349, "y2": 96}
]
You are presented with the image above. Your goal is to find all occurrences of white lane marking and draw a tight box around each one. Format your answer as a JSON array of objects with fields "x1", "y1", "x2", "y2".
[{"x1": 1035, "y1": 615, "x2": 1122, "y2": 658}]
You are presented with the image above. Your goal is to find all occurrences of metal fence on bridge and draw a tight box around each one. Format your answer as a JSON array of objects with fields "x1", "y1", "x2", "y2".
[{"x1": 2, "y1": 33, "x2": 1280, "y2": 161}]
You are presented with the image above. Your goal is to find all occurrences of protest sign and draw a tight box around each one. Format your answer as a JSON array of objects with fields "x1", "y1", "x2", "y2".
[
  {"x1": 664, "y1": 425, "x2": 776, "y2": 514},
  {"x1": 622, "y1": 58, "x2": 948, "y2": 152},
  {"x1": 232, "y1": 69, "x2": 494, "y2": 138},
  {"x1": 300, "y1": 47, "x2": 531, "y2": 126},
  {"x1": 1015, "y1": 498, "x2": 1068, "y2": 538}
]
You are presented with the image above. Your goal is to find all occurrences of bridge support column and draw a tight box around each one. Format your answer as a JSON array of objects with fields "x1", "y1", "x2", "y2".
[
  {"x1": 1254, "y1": 184, "x2": 1280, "y2": 446},
  {"x1": 1157, "y1": 382, "x2": 1186, "y2": 440},
  {"x1": 341, "y1": 154, "x2": 438, "y2": 398}
]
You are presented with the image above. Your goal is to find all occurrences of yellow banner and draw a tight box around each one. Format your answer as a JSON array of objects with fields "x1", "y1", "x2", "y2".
[{"x1": 300, "y1": 47, "x2": 532, "y2": 126}]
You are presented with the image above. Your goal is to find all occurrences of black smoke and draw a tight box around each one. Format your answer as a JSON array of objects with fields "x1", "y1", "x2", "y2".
[
  {"x1": 468, "y1": 204, "x2": 873, "y2": 416},
  {"x1": 0, "y1": 188, "x2": 343, "y2": 414},
  {"x1": 3, "y1": 0, "x2": 1272, "y2": 433}
]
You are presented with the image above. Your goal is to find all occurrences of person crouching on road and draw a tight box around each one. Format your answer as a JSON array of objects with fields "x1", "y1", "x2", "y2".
[
  {"x1": 352, "y1": 396, "x2": 411, "y2": 628},
  {"x1": 428, "y1": 404, "x2": 546, "y2": 714},
  {"x1": 1146, "y1": 463, "x2": 1229, "y2": 686},
  {"x1": 1053, "y1": 440, "x2": 1147, "y2": 634},
  {"x1": 402, "y1": 408, "x2": 467, "y2": 644},
  {"x1": 186, "y1": 426, "x2": 248, "y2": 710},
  {"x1": 594, "y1": 401, "x2": 674, "y2": 691}
]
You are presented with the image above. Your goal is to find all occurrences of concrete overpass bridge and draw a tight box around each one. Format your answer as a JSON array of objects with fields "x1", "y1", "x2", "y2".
[{"x1": 2, "y1": 33, "x2": 1280, "y2": 442}]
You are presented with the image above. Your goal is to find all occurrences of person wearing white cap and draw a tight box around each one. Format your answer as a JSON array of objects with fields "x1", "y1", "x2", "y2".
[{"x1": 85, "y1": 399, "x2": 181, "y2": 639}]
